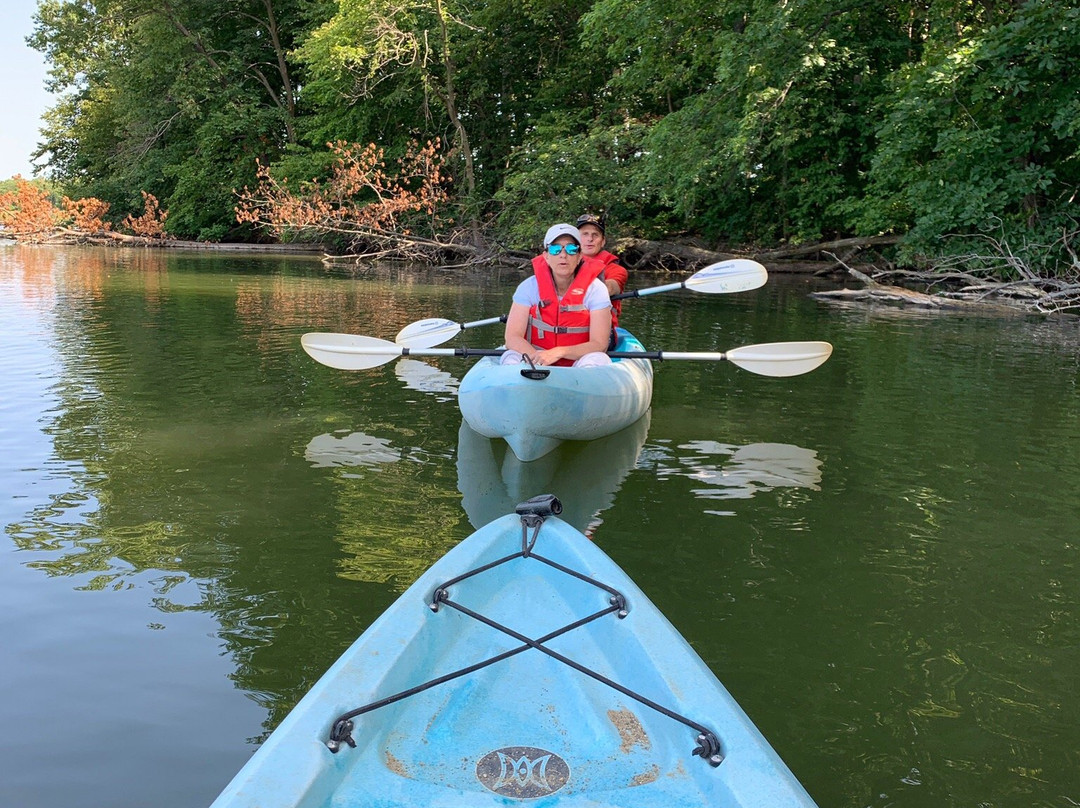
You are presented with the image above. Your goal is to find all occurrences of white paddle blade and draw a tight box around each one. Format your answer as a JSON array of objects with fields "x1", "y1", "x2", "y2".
[
  {"x1": 301, "y1": 333, "x2": 402, "y2": 370},
  {"x1": 395, "y1": 318, "x2": 462, "y2": 348},
  {"x1": 725, "y1": 341, "x2": 833, "y2": 377},
  {"x1": 685, "y1": 259, "x2": 768, "y2": 294}
]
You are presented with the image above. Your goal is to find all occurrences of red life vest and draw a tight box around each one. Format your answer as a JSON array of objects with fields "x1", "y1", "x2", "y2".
[
  {"x1": 527, "y1": 254, "x2": 605, "y2": 365},
  {"x1": 592, "y1": 250, "x2": 628, "y2": 329}
]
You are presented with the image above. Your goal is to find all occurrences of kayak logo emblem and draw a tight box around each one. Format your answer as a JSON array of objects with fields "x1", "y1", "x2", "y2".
[{"x1": 476, "y1": 746, "x2": 570, "y2": 798}]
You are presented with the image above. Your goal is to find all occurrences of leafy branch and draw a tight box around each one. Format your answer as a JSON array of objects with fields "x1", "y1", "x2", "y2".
[{"x1": 234, "y1": 139, "x2": 455, "y2": 256}]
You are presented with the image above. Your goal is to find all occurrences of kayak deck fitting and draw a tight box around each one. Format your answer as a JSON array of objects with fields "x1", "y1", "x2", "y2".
[{"x1": 210, "y1": 496, "x2": 817, "y2": 807}]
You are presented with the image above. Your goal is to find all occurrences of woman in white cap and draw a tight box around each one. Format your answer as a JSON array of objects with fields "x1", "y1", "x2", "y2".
[{"x1": 500, "y1": 223, "x2": 613, "y2": 367}]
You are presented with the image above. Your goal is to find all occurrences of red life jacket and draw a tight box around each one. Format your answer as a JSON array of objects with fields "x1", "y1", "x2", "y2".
[
  {"x1": 527, "y1": 254, "x2": 605, "y2": 365},
  {"x1": 592, "y1": 250, "x2": 628, "y2": 329}
]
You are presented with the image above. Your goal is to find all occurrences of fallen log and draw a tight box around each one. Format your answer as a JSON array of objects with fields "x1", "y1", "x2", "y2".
[
  {"x1": 612, "y1": 237, "x2": 884, "y2": 275},
  {"x1": 36, "y1": 228, "x2": 327, "y2": 253},
  {"x1": 811, "y1": 255, "x2": 1039, "y2": 314},
  {"x1": 756, "y1": 235, "x2": 901, "y2": 260},
  {"x1": 613, "y1": 238, "x2": 741, "y2": 271}
]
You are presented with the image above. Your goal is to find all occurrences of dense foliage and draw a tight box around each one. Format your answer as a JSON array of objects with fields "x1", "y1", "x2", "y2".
[{"x1": 24, "y1": 0, "x2": 1080, "y2": 269}]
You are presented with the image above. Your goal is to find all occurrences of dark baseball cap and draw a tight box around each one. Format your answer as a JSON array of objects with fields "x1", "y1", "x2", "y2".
[{"x1": 575, "y1": 213, "x2": 605, "y2": 234}]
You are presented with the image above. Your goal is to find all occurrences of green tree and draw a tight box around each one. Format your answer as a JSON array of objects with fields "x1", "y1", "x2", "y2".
[
  {"x1": 30, "y1": 0, "x2": 322, "y2": 239},
  {"x1": 296, "y1": 0, "x2": 479, "y2": 226},
  {"x1": 858, "y1": 0, "x2": 1080, "y2": 266},
  {"x1": 591, "y1": 0, "x2": 913, "y2": 245},
  {"x1": 25, "y1": 0, "x2": 1080, "y2": 273},
  {"x1": 296, "y1": 0, "x2": 609, "y2": 236}
]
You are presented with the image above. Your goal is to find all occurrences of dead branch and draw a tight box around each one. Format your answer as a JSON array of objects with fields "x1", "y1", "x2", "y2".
[
  {"x1": 319, "y1": 230, "x2": 519, "y2": 268},
  {"x1": 824, "y1": 252, "x2": 877, "y2": 286},
  {"x1": 813, "y1": 250, "x2": 1080, "y2": 314}
]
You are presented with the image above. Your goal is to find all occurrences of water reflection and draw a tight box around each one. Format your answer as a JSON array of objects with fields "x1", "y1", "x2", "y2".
[
  {"x1": 302, "y1": 429, "x2": 462, "y2": 588},
  {"x1": 456, "y1": 412, "x2": 651, "y2": 532},
  {"x1": 394, "y1": 358, "x2": 460, "y2": 402},
  {"x1": 305, "y1": 430, "x2": 422, "y2": 469},
  {"x1": 639, "y1": 440, "x2": 822, "y2": 512}
]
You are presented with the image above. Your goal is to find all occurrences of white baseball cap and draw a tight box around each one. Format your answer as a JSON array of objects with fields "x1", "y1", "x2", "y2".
[{"x1": 544, "y1": 223, "x2": 581, "y2": 246}]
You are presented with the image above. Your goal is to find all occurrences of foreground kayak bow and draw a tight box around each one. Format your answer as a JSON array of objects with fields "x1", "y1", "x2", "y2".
[{"x1": 210, "y1": 495, "x2": 818, "y2": 807}]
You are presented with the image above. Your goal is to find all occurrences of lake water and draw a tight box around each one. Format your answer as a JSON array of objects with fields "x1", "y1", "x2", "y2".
[{"x1": 2, "y1": 244, "x2": 1078, "y2": 807}]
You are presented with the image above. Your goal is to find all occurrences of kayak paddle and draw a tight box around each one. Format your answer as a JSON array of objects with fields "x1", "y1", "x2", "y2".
[
  {"x1": 394, "y1": 259, "x2": 768, "y2": 348},
  {"x1": 302, "y1": 333, "x2": 831, "y2": 377}
]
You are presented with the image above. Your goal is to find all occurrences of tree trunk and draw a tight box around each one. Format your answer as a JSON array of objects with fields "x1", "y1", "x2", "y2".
[{"x1": 432, "y1": 0, "x2": 480, "y2": 245}]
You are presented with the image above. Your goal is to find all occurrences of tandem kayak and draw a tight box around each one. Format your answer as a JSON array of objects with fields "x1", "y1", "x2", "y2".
[
  {"x1": 210, "y1": 496, "x2": 818, "y2": 808},
  {"x1": 457, "y1": 328, "x2": 653, "y2": 462}
]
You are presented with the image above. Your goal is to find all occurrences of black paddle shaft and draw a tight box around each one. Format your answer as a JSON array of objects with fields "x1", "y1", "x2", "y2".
[{"x1": 398, "y1": 347, "x2": 665, "y2": 361}]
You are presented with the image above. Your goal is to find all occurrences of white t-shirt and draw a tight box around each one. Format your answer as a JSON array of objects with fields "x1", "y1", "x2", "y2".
[{"x1": 511, "y1": 276, "x2": 611, "y2": 310}]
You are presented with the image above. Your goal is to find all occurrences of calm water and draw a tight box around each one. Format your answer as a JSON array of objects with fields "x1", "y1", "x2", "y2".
[{"x1": 2, "y1": 244, "x2": 1078, "y2": 808}]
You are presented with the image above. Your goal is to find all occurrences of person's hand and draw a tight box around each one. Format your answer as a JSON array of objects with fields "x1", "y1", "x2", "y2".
[{"x1": 532, "y1": 347, "x2": 566, "y2": 366}]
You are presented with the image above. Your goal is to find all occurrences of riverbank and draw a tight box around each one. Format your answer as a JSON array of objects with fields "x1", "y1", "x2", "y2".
[
  {"x1": 9, "y1": 227, "x2": 1076, "y2": 314},
  {"x1": 19, "y1": 228, "x2": 873, "y2": 276}
]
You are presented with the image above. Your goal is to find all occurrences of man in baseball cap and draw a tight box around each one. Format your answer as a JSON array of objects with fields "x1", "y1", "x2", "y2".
[{"x1": 575, "y1": 212, "x2": 628, "y2": 333}]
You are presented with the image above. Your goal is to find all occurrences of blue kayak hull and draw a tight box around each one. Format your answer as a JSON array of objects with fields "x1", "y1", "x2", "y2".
[
  {"x1": 210, "y1": 507, "x2": 817, "y2": 807},
  {"x1": 457, "y1": 329, "x2": 654, "y2": 461}
]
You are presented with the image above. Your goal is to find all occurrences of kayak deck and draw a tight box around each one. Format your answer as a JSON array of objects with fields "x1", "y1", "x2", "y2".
[{"x1": 211, "y1": 498, "x2": 816, "y2": 807}]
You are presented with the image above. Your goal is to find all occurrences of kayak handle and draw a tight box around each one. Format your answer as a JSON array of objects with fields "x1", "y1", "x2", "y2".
[
  {"x1": 520, "y1": 354, "x2": 550, "y2": 380},
  {"x1": 514, "y1": 495, "x2": 562, "y2": 518}
]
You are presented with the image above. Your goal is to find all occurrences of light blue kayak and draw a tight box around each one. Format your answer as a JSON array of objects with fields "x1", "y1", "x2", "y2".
[
  {"x1": 210, "y1": 497, "x2": 818, "y2": 807},
  {"x1": 457, "y1": 328, "x2": 653, "y2": 461}
]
